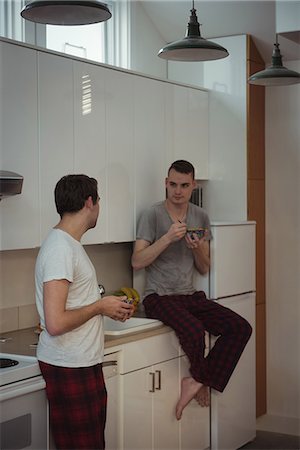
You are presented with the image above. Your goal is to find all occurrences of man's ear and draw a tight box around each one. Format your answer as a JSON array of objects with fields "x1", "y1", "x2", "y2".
[{"x1": 85, "y1": 196, "x2": 94, "y2": 209}]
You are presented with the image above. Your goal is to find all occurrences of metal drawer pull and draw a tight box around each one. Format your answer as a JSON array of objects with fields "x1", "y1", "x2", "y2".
[
  {"x1": 149, "y1": 372, "x2": 155, "y2": 392},
  {"x1": 102, "y1": 360, "x2": 117, "y2": 367},
  {"x1": 155, "y1": 370, "x2": 161, "y2": 390}
]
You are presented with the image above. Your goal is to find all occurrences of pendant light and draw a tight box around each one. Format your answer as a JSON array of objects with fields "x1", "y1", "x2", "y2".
[
  {"x1": 157, "y1": 0, "x2": 229, "y2": 62},
  {"x1": 248, "y1": 36, "x2": 300, "y2": 86},
  {"x1": 21, "y1": 0, "x2": 112, "y2": 26}
]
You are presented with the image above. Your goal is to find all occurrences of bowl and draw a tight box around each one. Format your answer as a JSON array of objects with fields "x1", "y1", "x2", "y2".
[{"x1": 186, "y1": 228, "x2": 206, "y2": 240}]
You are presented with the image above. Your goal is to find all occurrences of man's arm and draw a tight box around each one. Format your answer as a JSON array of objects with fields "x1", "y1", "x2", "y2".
[
  {"x1": 132, "y1": 222, "x2": 187, "y2": 270},
  {"x1": 43, "y1": 279, "x2": 134, "y2": 336},
  {"x1": 185, "y1": 234, "x2": 210, "y2": 275},
  {"x1": 193, "y1": 240, "x2": 210, "y2": 275}
]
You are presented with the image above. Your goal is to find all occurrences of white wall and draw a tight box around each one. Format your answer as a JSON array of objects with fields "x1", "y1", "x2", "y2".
[
  {"x1": 265, "y1": 61, "x2": 300, "y2": 431},
  {"x1": 276, "y1": 1, "x2": 300, "y2": 34},
  {"x1": 0, "y1": 243, "x2": 132, "y2": 333},
  {"x1": 130, "y1": 1, "x2": 167, "y2": 78}
]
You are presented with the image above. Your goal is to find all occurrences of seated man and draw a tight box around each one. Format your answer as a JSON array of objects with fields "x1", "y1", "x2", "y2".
[{"x1": 132, "y1": 160, "x2": 252, "y2": 420}]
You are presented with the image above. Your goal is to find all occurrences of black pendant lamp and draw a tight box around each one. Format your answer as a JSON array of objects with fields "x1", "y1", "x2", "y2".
[
  {"x1": 248, "y1": 37, "x2": 300, "y2": 86},
  {"x1": 21, "y1": 0, "x2": 112, "y2": 26},
  {"x1": 157, "y1": 0, "x2": 229, "y2": 62}
]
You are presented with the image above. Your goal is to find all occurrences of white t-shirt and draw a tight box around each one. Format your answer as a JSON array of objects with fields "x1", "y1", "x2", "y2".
[{"x1": 35, "y1": 229, "x2": 104, "y2": 367}]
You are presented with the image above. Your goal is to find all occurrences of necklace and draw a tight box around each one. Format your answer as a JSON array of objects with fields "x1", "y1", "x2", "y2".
[{"x1": 165, "y1": 201, "x2": 187, "y2": 223}]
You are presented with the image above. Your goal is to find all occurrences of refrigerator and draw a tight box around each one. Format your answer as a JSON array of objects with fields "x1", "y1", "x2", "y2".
[{"x1": 194, "y1": 221, "x2": 256, "y2": 450}]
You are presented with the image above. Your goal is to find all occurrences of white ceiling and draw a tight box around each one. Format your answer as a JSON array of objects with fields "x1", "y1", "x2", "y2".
[{"x1": 140, "y1": 0, "x2": 300, "y2": 63}]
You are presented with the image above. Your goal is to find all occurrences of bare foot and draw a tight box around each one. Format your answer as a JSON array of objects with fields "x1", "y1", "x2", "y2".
[
  {"x1": 176, "y1": 377, "x2": 202, "y2": 420},
  {"x1": 194, "y1": 385, "x2": 210, "y2": 407}
]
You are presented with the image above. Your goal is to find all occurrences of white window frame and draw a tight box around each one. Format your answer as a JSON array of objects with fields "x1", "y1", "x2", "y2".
[{"x1": 0, "y1": 0, "x2": 131, "y2": 70}]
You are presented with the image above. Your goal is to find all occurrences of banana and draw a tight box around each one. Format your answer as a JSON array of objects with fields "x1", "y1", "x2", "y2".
[
  {"x1": 120, "y1": 286, "x2": 134, "y2": 301},
  {"x1": 129, "y1": 287, "x2": 140, "y2": 306},
  {"x1": 112, "y1": 290, "x2": 126, "y2": 297},
  {"x1": 120, "y1": 286, "x2": 141, "y2": 307}
]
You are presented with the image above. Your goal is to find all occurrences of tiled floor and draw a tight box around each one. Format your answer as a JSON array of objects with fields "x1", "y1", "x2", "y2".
[{"x1": 239, "y1": 430, "x2": 300, "y2": 449}]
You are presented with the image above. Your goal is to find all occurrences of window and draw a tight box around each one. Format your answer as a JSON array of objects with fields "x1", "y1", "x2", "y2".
[
  {"x1": 0, "y1": 0, "x2": 130, "y2": 69},
  {"x1": 46, "y1": 0, "x2": 130, "y2": 68},
  {"x1": 0, "y1": 0, "x2": 26, "y2": 42}
]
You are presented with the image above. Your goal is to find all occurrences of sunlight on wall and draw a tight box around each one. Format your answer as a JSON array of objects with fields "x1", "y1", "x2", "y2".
[{"x1": 82, "y1": 74, "x2": 92, "y2": 116}]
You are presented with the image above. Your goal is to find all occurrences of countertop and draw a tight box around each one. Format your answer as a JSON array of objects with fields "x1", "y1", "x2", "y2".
[{"x1": 0, "y1": 323, "x2": 170, "y2": 357}]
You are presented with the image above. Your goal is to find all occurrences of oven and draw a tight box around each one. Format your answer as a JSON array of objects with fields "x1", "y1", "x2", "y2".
[{"x1": 0, "y1": 353, "x2": 49, "y2": 450}]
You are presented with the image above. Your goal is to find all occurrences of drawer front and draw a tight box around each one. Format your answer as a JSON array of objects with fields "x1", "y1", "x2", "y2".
[{"x1": 120, "y1": 331, "x2": 179, "y2": 374}]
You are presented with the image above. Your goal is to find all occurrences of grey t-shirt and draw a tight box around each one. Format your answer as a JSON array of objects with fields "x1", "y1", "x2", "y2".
[{"x1": 136, "y1": 201, "x2": 212, "y2": 297}]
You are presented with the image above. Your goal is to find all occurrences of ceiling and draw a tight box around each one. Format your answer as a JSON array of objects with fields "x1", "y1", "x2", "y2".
[{"x1": 140, "y1": 0, "x2": 300, "y2": 63}]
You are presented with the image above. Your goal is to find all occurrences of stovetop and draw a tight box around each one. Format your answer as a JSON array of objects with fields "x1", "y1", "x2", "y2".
[{"x1": 0, "y1": 353, "x2": 41, "y2": 387}]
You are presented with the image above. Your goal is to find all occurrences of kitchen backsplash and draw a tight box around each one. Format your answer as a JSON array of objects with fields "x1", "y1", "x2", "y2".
[{"x1": 0, "y1": 243, "x2": 133, "y2": 333}]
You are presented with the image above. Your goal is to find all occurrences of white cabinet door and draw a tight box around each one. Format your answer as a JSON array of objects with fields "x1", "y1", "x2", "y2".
[
  {"x1": 73, "y1": 61, "x2": 107, "y2": 244},
  {"x1": 122, "y1": 359, "x2": 180, "y2": 450},
  {"x1": 133, "y1": 75, "x2": 167, "y2": 232},
  {"x1": 210, "y1": 293, "x2": 256, "y2": 450},
  {"x1": 121, "y1": 367, "x2": 153, "y2": 450},
  {"x1": 38, "y1": 52, "x2": 74, "y2": 242},
  {"x1": 153, "y1": 359, "x2": 180, "y2": 450},
  {"x1": 166, "y1": 84, "x2": 209, "y2": 180},
  {"x1": 105, "y1": 70, "x2": 134, "y2": 243},
  {"x1": 0, "y1": 42, "x2": 39, "y2": 249},
  {"x1": 179, "y1": 355, "x2": 210, "y2": 450},
  {"x1": 103, "y1": 352, "x2": 120, "y2": 450}
]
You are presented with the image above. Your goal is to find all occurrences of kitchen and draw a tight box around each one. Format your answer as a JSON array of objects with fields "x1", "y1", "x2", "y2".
[{"x1": 0, "y1": 0, "x2": 300, "y2": 449}]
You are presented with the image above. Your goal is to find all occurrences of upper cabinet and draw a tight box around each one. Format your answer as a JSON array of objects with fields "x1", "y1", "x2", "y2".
[
  {"x1": 133, "y1": 75, "x2": 167, "y2": 229},
  {"x1": 0, "y1": 39, "x2": 209, "y2": 250},
  {"x1": 105, "y1": 70, "x2": 135, "y2": 243},
  {"x1": 0, "y1": 42, "x2": 39, "y2": 250},
  {"x1": 166, "y1": 84, "x2": 209, "y2": 180},
  {"x1": 73, "y1": 61, "x2": 107, "y2": 244},
  {"x1": 38, "y1": 52, "x2": 74, "y2": 242}
]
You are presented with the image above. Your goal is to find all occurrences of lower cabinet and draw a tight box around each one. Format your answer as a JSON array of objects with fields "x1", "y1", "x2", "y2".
[
  {"x1": 179, "y1": 355, "x2": 210, "y2": 450},
  {"x1": 118, "y1": 331, "x2": 210, "y2": 450},
  {"x1": 121, "y1": 358, "x2": 180, "y2": 450},
  {"x1": 210, "y1": 294, "x2": 256, "y2": 450}
]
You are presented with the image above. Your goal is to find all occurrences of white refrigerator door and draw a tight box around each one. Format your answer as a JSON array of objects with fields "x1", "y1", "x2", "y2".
[
  {"x1": 210, "y1": 222, "x2": 256, "y2": 298},
  {"x1": 193, "y1": 222, "x2": 256, "y2": 298},
  {"x1": 210, "y1": 292, "x2": 256, "y2": 450}
]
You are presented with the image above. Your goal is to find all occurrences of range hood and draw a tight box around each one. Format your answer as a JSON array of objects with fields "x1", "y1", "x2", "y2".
[{"x1": 0, "y1": 171, "x2": 24, "y2": 199}]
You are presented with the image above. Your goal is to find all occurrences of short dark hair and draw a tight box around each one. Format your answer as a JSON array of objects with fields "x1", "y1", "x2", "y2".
[
  {"x1": 55, "y1": 174, "x2": 98, "y2": 218},
  {"x1": 168, "y1": 160, "x2": 195, "y2": 179}
]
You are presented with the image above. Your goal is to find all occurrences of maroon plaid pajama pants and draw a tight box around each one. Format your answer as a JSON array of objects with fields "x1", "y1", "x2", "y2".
[
  {"x1": 39, "y1": 361, "x2": 107, "y2": 450},
  {"x1": 143, "y1": 291, "x2": 252, "y2": 392}
]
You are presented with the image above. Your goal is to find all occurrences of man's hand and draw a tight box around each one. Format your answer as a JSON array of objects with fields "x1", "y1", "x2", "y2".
[
  {"x1": 166, "y1": 222, "x2": 187, "y2": 243},
  {"x1": 185, "y1": 233, "x2": 210, "y2": 275},
  {"x1": 185, "y1": 232, "x2": 205, "y2": 250},
  {"x1": 99, "y1": 295, "x2": 134, "y2": 322}
]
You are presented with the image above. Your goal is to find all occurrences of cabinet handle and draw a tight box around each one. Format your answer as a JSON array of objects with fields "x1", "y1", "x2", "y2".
[
  {"x1": 149, "y1": 372, "x2": 155, "y2": 393},
  {"x1": 102, "y1": 360, "x2": 117, "y2": 367},
  {"x1": 155, "y1": 370, "x2": 161, "y2": 390}
]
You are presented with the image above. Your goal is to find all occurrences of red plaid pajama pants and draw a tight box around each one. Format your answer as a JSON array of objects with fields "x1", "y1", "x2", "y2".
[
  {"x1": 143, "y1": 291, "x2": 252, "y2": 392},
  {"x1": 39, "y1": 361, "x2": 107, "y2": 450}
]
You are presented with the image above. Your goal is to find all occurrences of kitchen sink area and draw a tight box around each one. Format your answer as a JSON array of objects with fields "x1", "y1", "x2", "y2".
[{"x1": 103, "y1": 316, "x2": 163, "y2": 336}]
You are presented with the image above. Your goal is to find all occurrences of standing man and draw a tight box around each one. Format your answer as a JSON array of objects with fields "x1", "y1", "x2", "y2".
[
  {"x1": 132, "y1": 160, "x2": 252, "y2": 420},
  {"x1": 35, "y1": 174, "x2": 134, "y2": 450}
]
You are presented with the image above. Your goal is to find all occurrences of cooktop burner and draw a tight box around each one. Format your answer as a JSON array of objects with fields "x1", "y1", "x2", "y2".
[
  {"x1": 0, "y1": 358, "x2": 19, "y2": 368},
  {"x1": 0, "y1": 353, "x2": 41, "y2": 387}
]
